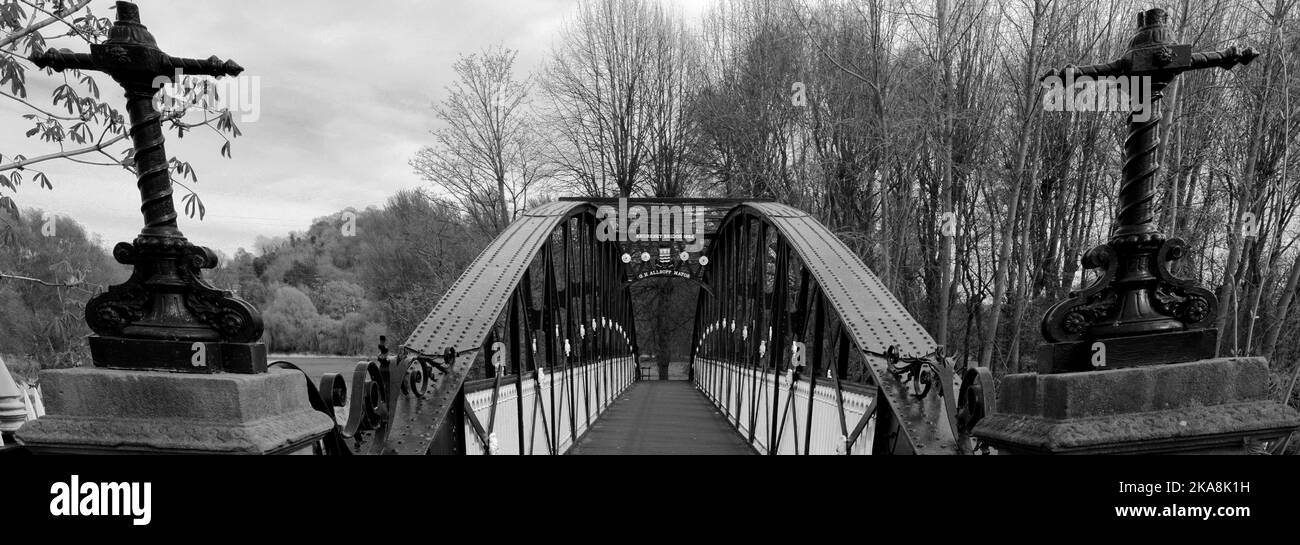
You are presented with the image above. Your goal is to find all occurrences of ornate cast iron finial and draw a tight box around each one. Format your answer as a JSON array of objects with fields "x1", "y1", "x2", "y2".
[
  {"x1": 1036, "y1": 8, "x2": 1257, "y2": 372},
  {"x1": 30, "y1": 2, "x2": 262, "y2": 373}
]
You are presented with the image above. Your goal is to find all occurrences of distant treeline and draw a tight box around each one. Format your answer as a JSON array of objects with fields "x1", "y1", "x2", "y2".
[
  {"x1": 0, "y1": 211, "x2": 125, "y2": 377},
  {"x1": 0, "y1": 189, "x2": 487, "y2": 376}
]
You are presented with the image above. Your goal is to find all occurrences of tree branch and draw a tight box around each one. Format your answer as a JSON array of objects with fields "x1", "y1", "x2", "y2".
[
  {"x1": 16, "y1": 0, "x2": 95, "y2": 44},
  {"x1": 0, "y1": 131, "x2": 129, "y2": 172},
  {"x1": 1, "y1": 271, "x2": 82, "y2": 288},
  {"x1": 0, "y1": 0, "x2": 93, "y2": 50},
  {"x1": 0, "y1": 90, "x2": 84, "y2": 121}
]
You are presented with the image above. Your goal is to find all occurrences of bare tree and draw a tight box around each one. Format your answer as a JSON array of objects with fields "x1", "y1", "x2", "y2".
[
  {"x1": 542, "y1": 0, "x2": 694, "y2": 197},
  {"x1": 644, "y1": 6, "x2": 703, "y2": 197},
  {"x1": 412, "y1": 46, "x2": 543, "y2": 235},
  {"x1": 979, "y1": 0, "x2": 1049, "y2": 371}
]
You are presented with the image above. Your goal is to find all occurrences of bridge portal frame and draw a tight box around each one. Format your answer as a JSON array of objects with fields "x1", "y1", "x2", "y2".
[{"x1": 291, "y1": 199, "x2": 982, "y2": 455}]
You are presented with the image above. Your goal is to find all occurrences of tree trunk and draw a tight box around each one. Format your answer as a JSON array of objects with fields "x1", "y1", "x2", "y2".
[
  {"x1": 934, "y1": 0, "x2": 954, "y2": 350},
  {"x1": 979, "y1": 1, "x2": 1041, "y2": 371},
  {"x1": 1008, "y1": 132, "x2": 1042, "y2": 373}
]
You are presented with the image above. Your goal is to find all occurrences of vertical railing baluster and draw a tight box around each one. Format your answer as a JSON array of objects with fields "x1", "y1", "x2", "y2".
[
  {"x1": 598, "y1": 238, "x2": 606, "y2": 410},
  {"x1": 832, "y1": 325, "x2": 851, "y2": 454},
  {"x1": 690, "y1": 275, "x2": 704, "y2": 387},
  {"x1": 603, "y1": 239, "x2": 612, "y2": 409},
  {"x1": 563, "y1": 220, "x2": 577, "y2": 445},
  {"x1": 724, "y1": 222, "x2": 735, "y2": 421},
  {"x1": 747, "y1": 220, "x2": 767, "y2": 446},
  {"x1": 509, "y1": 289, "x2": 525, "y2": 454},
  {"x1": 596, "y1": 220, "x2": 602, "y2": 406},
  {"x1": 768, "y1": 238, "x2": 789, "y2": 454},
  {"x1": 543, "y1": 239, "x2": 559, "y2": 453},
  {"x1": 520, "y1": 267, "x2": 552, "y2": 455},
  {"x1": 743, "y1": 218, "x2": 754, "y2": 431},
  {"x1": 804, "y1": 289, "x2": 824, "y2": 455},
  {"x1": 484, "y1": 329, "x2": 501, "y2": 444},
  {"x1": 776, "y1": 265, "x2": 811, "y2": 455},
  {"x1": 584, "y1": 218, "x2": 593, "y2": 429}
]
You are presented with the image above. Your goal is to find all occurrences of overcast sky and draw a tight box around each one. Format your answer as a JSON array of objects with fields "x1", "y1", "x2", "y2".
[{"x1": 3, "y1": 0, "x2": 708, "y2": 256}]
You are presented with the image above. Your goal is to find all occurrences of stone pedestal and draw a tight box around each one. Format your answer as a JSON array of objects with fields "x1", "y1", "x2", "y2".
[
  {"x1": 16, "y1": 367, "x2": 333, "y2": 455},
  {"x1": 973, "y1": 358, "x2": 1299, "y2": 454}
]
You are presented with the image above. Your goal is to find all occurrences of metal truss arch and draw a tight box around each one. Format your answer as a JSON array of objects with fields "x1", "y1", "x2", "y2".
[
  {"x1": 328, "y1": 200, "x2": 638, "y2": 454},
  {"x1": 692, "y1": 202, "x2": 960, "y2": 455}
]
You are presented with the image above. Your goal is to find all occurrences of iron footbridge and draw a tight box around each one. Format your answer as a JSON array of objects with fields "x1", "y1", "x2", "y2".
[{"x1": 280, "y1": 199, "x2": 994, "y2": 455}]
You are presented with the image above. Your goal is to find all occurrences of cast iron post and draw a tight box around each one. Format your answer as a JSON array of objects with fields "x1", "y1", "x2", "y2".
[
  {"x1": 31, "y1": 1, "x2": 265, "y2": 373},
  {"x1": 1037, "y1": 8, "x2": 1257, "y2": 372}
]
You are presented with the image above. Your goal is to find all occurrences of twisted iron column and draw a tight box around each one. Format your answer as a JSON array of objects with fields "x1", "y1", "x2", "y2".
[
  {"x1": 1038, "y1": 8, "x2": 1255, "y2": 370},
  {"x1": 1115, "y1": 92, "x2": 1163, "y2": 238},
  {"x1": 126, "y1": 80, "x2": 179, "y2": 237},
  {"x1": 31, "y1": 1, "x2": 263, "y2": 372}
]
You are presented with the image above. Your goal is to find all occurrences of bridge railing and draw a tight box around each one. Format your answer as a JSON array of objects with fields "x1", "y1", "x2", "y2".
[
  {"x1": 689, "y1": 202, "x2": 965, "y2": 455},
  {"x1": 694, "y1": 358, "x2": 875, "y2": 455},
  {"x1": 462, "y1": 357, "x2": 634, "y2": 455}
]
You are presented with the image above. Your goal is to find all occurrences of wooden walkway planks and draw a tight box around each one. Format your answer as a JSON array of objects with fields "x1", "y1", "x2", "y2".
[{"x1": 567, "y1": 381, "x2": 756, "y2": 455}]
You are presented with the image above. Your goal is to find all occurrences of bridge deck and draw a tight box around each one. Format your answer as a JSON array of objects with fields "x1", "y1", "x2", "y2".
[{"x1": 568, "y1": 381, "x2": 755, "y2": 455}]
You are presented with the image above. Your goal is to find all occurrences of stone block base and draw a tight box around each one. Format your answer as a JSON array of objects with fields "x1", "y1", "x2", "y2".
[
  {"x1": 973, "y1": 357, "x2": 1300, "y2": 454},
  {"x1": 1037, "y1": 329, "x2": 1217, "y2": 373},
  {"x1": 16, "y1": 367, "x2": 333, "y2": 454},
  {"x1": 89, "y1": 336, "x2": 267, "y2": 374}
]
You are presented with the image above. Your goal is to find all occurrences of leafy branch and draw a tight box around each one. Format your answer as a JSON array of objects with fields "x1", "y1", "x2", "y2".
[
  {"x1": 0, "y1": 0, "x2": 92, "y2": 51},
  {"x1": 1, "y1": 0, "x2": 243, "y2": 221}
]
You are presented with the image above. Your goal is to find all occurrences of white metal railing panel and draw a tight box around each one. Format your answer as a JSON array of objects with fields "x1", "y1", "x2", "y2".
[
  {"x1": 464, "y1": 357, "x2": 634, "y2": 455},
  {"x1": 694, "y1": 358, "x2": 874, "y2": 455}
]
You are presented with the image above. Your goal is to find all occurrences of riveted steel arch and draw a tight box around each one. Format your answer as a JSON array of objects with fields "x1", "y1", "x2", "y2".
[
  {"x1": 328, "y1": 201, "x2": 638, "y2": 455},
  {"x1": 692, "y1": 202, "x2": 959, "y2": 455}
]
